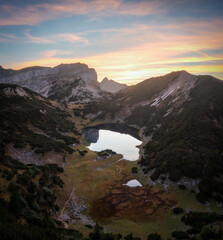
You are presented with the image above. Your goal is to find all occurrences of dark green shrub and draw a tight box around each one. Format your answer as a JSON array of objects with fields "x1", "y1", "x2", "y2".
[
  {"x1": 142, "y1": 167, "x2": 150, "y2": 174},
  {"x1": 172, "y1": 231, "x2": 189, "y2": 239},
  {"x1": 160, "y1": 176, "x2": 166, "y2": 181},
  {"x1": 178, "y1": 184, "x2": 186, "y2": 190},
  {"x1": 173, "y1": 207, "x2": 184, "y2": 214},
  {"x1": 169, "y1": 169, "x2": 182, "y2": 181},
  {"x1": 85, "y1": 224, "x2": 93, "y2": 229},
  {"x1": 201, "y1": 226, "x2": 217, "y2": 240},
  {"x1": 132, "y1": 167, "x2": 138, "y2": 174},
  {"x1": 151, "y1": 170, "x2": 160, "y2": 181},
  {"x1": 187, "y1": 228, "x2": 201, "y2": 234},
  {"x1": 147, "y1": 233, "x2": 162, "y2": 240}
]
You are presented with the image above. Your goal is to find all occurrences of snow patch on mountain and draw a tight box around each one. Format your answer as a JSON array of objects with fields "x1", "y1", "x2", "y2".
[{"x1": 151, "y1": 71, "x2": 197, "y2": 107}]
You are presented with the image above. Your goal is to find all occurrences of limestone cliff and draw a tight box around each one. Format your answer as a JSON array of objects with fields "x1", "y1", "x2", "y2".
[{"x1": 0, "y1": 63, "x2": 104, "y2": 103}]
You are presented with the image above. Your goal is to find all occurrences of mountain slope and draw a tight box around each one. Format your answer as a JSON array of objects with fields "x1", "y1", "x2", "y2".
[
  {"x1": 88, "y1": 71, "x2": 223, "y2": 203},
  {"x1": 139, "y1": 75, "x2": 223, "y2": 201},
  {"x1": 0, "y1": 83, "x2": 80, "y2": 166},
  {"x1": 0, "y1": 83, "x2": 87, "y2": 240},
  {"x1": 0, "y1": 63, "x2": 105, "y2": 103},
  {"x1": 100, "y1": 77, "x2": 127, "y2": 93}
]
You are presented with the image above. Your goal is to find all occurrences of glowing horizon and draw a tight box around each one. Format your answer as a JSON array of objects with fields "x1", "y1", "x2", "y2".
[{"x1": 0, "y1": 0, "x2": 223, "y2": 85}]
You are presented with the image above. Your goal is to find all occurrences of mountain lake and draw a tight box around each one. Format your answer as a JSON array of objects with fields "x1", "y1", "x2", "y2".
[{"x1": 85, "y1": 129, "x2": 142, "y2": 161}]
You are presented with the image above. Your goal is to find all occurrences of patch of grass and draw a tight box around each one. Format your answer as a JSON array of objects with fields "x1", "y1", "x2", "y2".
[{"x1": 167, "y1": 184, "x2": 220, "y2": 212}]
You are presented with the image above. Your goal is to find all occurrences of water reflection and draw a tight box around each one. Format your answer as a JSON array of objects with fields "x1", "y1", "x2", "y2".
[{"x1": 86, "y1": 129, "x2": 142, "y2": 161}]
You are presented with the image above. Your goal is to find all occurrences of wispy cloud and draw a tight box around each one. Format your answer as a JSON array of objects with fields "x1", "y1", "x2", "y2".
[
  {"x1": 24, "y1": 31, "x2": 89, "y2": 44},
  {"x1": 0, "y1": 32, "x2": 18, "y2": 42},
  {"x1": 0, "y1": 0, "x2": 164, "y2": 26},
  {"x1": 25, "y1": 31, "x2": 54, "y2": 44},
  {"x1": 0, "y1": 33, "x2": 17, "y2": 39},
  {"x1": 55, "y1": 33, "x2": 89, "y2": 44},
  {"x1": 42, "y1": 50, "x2": 72, "y2": 58}
]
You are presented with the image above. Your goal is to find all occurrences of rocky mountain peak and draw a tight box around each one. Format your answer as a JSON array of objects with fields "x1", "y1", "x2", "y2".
[
  {"x1": 53, "y1": 63, "x2": 97, "y2": 83},
  {"x1": 0, "y1": 63, "x2": 102, "y2": 103},
  {"x1": 102, "y1": 77, "x2": 109, "y2": 82},
  {"x1": 100, "y1": 77, "x2": 128, "y2": 93}
]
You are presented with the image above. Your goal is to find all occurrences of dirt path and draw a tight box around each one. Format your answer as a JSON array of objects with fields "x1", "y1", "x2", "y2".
[{"x1": 59, "y1": 187, "x2": 75, "y2": 228}]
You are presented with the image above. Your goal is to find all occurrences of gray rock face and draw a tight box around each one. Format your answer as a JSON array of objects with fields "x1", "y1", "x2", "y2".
[
  {"x1": 0, "y1": 63, "x2": 103, "y2": 103},
  {"x1": 100, "y1": 77, "x2": 127, "y2": 93},
  {"x1": 2, "y1": 85, "x2": 31, "y2": 98}
]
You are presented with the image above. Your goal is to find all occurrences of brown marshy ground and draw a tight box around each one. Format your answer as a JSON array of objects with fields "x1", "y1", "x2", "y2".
[{"x1": 90, "y1": 183, "x2": 176, "y2": 221}]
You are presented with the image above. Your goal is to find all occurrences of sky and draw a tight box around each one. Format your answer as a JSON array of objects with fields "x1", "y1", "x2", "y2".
[{"x1": 0, "y1": 0, "x2": 223, "y2": 85}]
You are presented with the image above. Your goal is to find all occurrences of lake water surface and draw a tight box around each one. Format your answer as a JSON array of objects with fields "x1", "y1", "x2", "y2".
[{"x1": 87, "y1": 129, "x2": 142, "y2": 161}]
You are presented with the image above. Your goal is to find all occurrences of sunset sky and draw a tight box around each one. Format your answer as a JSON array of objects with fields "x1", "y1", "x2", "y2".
[{"x1": 0, "y1": 0, "x2": 223, "y2": 84}]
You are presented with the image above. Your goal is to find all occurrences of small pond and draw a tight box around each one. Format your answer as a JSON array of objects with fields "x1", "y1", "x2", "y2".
[{"x1": 123, "y1": 179, "x2": 143, "y2": 187}]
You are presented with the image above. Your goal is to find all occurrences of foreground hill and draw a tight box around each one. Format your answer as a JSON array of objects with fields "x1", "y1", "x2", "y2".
[
  {"x1": 0, "y1": 84, "x2": 85, "y2": 239},
  {"x1": 0, "y1": 64, "x2": 105, "y2": 103},
  {"x1": 86, "y1": 71, "x2": 223, "y2": 203},
  {"x1": 0, "y1": 83, "x2": 80, "y2": 165}
]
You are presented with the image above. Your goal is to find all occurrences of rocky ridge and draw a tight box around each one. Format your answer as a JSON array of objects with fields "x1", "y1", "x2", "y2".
[{"x1": 0, "y1": 63, "x2": 104, "y2": 103}]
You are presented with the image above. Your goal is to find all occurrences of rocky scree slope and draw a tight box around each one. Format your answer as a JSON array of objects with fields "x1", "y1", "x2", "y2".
[
  {"x1": 86, "y1": 71, "x2": 223, "y2": 203},
  {"x1": 0, "y1": 63, "x2": 105, "y2": 103}
]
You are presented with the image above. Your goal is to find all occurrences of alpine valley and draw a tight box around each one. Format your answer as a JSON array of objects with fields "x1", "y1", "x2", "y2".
[{"x1": 0, "y1": 63, "x2": 223, "y2": 240}]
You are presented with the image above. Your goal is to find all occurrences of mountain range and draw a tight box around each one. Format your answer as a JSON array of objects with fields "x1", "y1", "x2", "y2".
[
  {"x1": 0, "y1": 64, "x2": 127, "y2": 103},
  {"x1": 0, "y1": 63, "x2": 223, "y2": 240}
]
